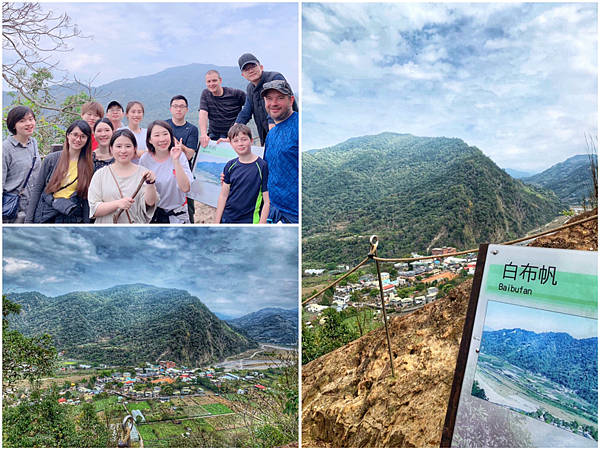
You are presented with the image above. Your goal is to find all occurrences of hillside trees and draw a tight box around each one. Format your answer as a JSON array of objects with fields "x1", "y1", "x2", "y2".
[
  {"x1": 2, "y1": 295, "x2": 56, "y2": 388},
  {"x1": 303, "y1": 133, "x2": 564, "y2": 266},
  {"x1": 2, "y1": 296, "x2": 114, "y2": 447}
]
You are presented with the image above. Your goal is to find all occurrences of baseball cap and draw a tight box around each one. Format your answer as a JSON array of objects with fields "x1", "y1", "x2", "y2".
[
  {"x1": 238, "y1": 53, "x2": 260, "y2": 71},
  {"x1": 107, "y1": 100, "x2": 123, "y2": 111},
  {"x1": 260, "y1": 80, "x2": 293, "y2": 97}
]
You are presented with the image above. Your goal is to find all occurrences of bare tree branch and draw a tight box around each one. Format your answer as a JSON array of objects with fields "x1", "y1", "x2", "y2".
[{"x1": 2, "y1": 2, "x2": 90, "y2": 109}]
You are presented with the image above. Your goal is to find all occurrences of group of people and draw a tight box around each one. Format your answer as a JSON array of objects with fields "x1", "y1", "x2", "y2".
[{"x1": 2, "y1": 53, "x2": 299, "y2": 224}]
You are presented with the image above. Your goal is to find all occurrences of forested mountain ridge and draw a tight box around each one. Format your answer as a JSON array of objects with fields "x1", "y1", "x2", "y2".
[
  {"x1": 3, "y1": 63, "x2": 249, "y2": 131},
  {"x1": 522, "y1": 154, "x2": 598, "y2": 204},
  {"x1": 481, "y1": 328, "x2": 598, "y2": 405},
  {"x1": 8, "y1": 284, "x2": 257, "y2": 367},
  {"x1": 227, "y1": 308, "x2": 298, "y2": 345},
  {"x1": 303, "y1": 133, "x2": 564, "y2": 265}
]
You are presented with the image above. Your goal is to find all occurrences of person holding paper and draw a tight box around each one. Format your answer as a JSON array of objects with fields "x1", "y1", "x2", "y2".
[{"x1": 198, "y1": 70, "x2": 246, "y2": 147}]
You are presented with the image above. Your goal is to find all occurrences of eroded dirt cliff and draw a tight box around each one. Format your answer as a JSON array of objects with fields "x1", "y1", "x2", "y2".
[{"x1": 301, "y1": 210, "x2": 597, "y2": 448}]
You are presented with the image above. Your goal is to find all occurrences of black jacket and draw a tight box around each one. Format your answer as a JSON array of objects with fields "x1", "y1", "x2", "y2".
[
  {"x1": 246, "y1": 71, "x2": 298, "y2": 146},
  {"x1": 25, "y1": 151, "x2": 90, "y2": 223}
]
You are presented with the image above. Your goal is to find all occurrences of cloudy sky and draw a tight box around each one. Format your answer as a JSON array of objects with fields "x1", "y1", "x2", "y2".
[
  {"x1": 3, "y1": 2, "x2": 298, "y2": 89},
  {"x1": 303, "y1": 3, "x2": 598, "y2": 173},
  {"x1": 3, "y1": 227, "x2": 298, "y2": 317}
]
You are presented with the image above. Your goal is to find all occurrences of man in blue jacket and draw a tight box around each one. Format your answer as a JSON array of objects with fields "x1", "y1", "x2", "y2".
[{"x1": 261, "y1": 80, "x2": 298, "y2": 224}]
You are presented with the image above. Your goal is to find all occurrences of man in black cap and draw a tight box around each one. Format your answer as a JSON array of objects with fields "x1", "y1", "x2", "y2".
[
  {"x1": 235, "y1": 53, "x2": 297, "y2": 146},
  {"x1": 260, "y1": 80, "x2": 298, "y2": 224},
  {"x1": 106, "y1": 100, "x2": 125, "y2": 131}
]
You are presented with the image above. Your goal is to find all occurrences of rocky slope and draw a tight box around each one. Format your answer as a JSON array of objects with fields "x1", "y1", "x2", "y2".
[{"x1": 301, "y1": 209, "x2": 597, "y2": 447}]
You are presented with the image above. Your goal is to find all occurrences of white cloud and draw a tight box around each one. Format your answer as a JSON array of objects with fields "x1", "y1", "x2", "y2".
[
  {"x1": 3, "y1": 257, "x2": 43, "y2": 275},
  {"x1": 41, "y1": 276, "x2": 64, "y2": 284},
  {"x1": 302, "y1": 3, "x2": 597, "y2": 172}
]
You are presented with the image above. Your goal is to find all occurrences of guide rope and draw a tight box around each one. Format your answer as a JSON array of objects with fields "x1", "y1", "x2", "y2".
[
  {"x1": 302, "y1": 214, "x2": 597, "y2": 305},
  {"x1": 303, "y1": 213, "x2": 597, "y2": 379},
  {"x1": 118, "y1": 415, "x2": 134, "y2": 448}
]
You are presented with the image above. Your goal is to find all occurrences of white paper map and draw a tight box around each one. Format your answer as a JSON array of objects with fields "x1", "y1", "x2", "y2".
[{"x1": 187, "y1": 140, "x2": 264, "y2": 208}]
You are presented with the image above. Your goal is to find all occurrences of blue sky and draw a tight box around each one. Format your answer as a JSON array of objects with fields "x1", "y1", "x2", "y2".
[
  {"x1": 2, "y1": 227, "x2": 298, "y2": 317},
  {"x1": 484, "y1": 300, "x2": 597, "y2": 339},
  {"x1": 3, "y1": 2, "x2": 299, "y2": 90},
  {"x1": 303, "y1": 3, "x2": 598, "y2": 173}
]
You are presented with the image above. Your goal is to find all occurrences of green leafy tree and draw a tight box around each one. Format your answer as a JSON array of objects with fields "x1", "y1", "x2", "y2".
[
  {"x1": 346, "y1": 272, "x2": 359, "y2": 284},
  {"x1": 3, "y1": 389, "x2": 78, "y2": 447},
  {"x1": 74, "y1": 403, "x2": 112, "y2": 447},
  {"x1": 471, "y1": 380, "x2": 488, "y2": 401},
  {"x1": 2, "y1": 295, "x2": 57, "y2": 388}
]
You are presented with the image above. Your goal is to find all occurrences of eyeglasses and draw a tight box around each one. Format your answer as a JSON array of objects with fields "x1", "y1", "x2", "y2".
[
  {"x1": 69, "y1": 133, "x2": 88, "y2": 141},
  {"x1": 171, "y1": 104, "x2": 188, "y2": 110},
  {"x1": 107, "y1": 108, "x2": 123, "y2": 113},
  {"x1": 242, "y1": 63, "x2": 258, "y2": 72}
]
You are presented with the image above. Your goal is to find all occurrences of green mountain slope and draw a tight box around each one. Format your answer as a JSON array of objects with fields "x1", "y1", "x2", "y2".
[
  {"x1": 8, "y1": 284, "x2": 257, "y2": 367},
  {"x1": 481, "y1": 328, "x2": 597, "y2": 406},
  {"x1": 522, "y1": 154, "x2": 598, "y2": 204},
  {"x1": 227, "y1": 308, "x2": 298, "y2": 345},
  {"x1": 303, "y1": 133, "x2": 564, "y2": 265}
]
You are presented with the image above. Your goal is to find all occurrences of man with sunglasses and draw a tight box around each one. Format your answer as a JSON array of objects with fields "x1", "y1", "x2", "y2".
[
  {"x1": 235, "y1": 53, "x2": 298, "y2": 146},
  {"x1": 261, "y1": 80, "x2": 298, "y2": 224}
]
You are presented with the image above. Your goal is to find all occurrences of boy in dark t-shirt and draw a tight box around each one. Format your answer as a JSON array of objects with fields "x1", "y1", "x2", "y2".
[{"x1": 214, "y1": 124, "x2": 269, "y2": 224}]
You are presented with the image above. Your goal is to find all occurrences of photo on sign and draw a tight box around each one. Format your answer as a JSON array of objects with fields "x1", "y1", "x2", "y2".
[
  {"x1": 472, "y1": 300, "x2": 598, "y2": 442},
  {"x1": 188, "y1": 142, "x2": 264, "y2": 208}
]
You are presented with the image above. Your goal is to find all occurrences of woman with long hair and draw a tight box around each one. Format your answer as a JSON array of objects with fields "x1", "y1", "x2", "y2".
[
  {"x1": 124, "y1": 101, "x2": 147, "y2": 163},
  {"x1": 3, "y1": 106, "x2": 41, "y2": 223},
  {"x1": 25, "y1": 120, "x2": 94, "y2": 223},
  {"x1": 88, "y1": 129, "x2": 158, "y2": 224},
  {"x1": 93, "y1": 118, "x2": 115, "y2": 171},
  {"x1": 140, "y1": 120, "x2": 193, "y2": 223}
]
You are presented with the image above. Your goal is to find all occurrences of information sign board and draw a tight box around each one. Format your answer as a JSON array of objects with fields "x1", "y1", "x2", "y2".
[
  {"x1": 187, "y1": 140, "x2": 264, "y2": 208},
  {"x1": 442, "y1": 244, "x2": 598, "y2": 448}
]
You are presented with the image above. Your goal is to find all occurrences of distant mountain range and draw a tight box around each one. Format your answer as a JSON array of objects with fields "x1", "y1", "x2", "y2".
[
  {"x1": 302, "y1": 132, "x2": 564, "y2": 265},
  {"x1": 8, "y1": 284, "x2": 257, "y2": 367},
  {"x1": 196, "y1": 161, "x2": 226, "y2": 178},
  {"x1": 481, "y1": 328, "x2": 598, "y2": 405},
  {"x1": 214, "y1": 312, "x2": 236, "y2": 321},
  {"x1": 522, "y1": 154, "x2": 598, "y2": 204},
  {"x1": 227, "y1": 308, "x2": 298, "y2": 345},
  {"x1": 3, "y1": 63, "x2": 255, "y2": 131},
  {"x1": 503, "y1": 168, "x2": 533, "y2": 179}
]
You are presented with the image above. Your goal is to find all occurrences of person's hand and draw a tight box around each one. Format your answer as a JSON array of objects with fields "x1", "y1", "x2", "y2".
[
  {"x1": 200, "y1": 135, "x2": 210, "y2": 148},
  {"x1": 142, "y1": 170, "x2": 156, "y2": 184},
  {"x1": 216, "y1": 137, "x2": 230, "y2": 145},
  {"x1": 170, "y1": 138, "x2": 183, "y2": 161},
  {"x1": 117, "y1": 197, "x2": 135, "y2": 210},
  {"x1": 219, "y1": 172, "x2": 225, "y2": 186}
]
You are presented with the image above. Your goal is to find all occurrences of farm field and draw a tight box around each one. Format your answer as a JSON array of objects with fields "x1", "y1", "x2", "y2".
[
  {"x1": 182, "y1": 405, "x2": 209, "y2": 416},
  {"x1": 206, "y1": 414, "x2": 247, "y2": 430},
  {"x1": 94, "y1": 395, "x2": 118, "y2": 412},
  {"x1": 474, "y1": 354, "x2": 598, "y2": 441},
  {"x1": 203, "y1": 403, "x2": 234, "y2": 415},
  {"x1": 128, "y1": 400, "x2": 151, "y2": 411}
]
